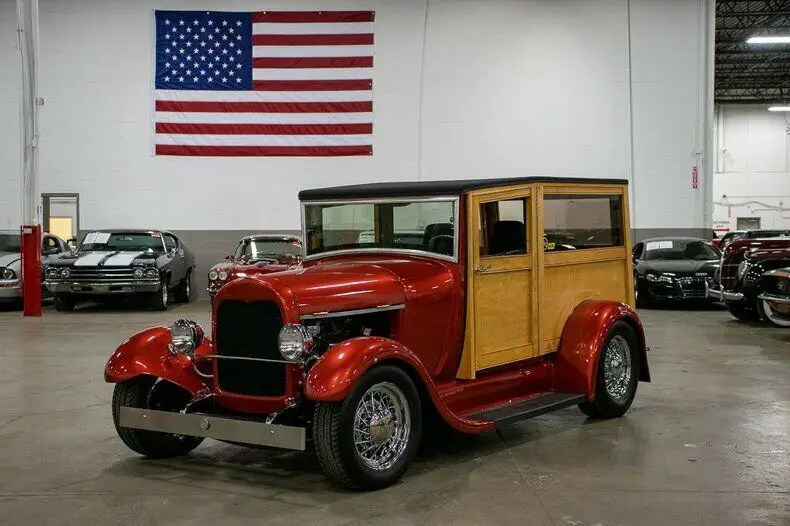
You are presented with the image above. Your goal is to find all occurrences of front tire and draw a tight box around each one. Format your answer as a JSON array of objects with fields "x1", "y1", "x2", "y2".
[
  {"x1": 726, "y1": 301, "x2": 759, "y2": 321},
  {"x1": 579, "y1": 321, "x2": 640, "y2": 419},
  {"x1": 173, "y1": 270, "x2": 192, "y2": 303},
  {"x1": 313, "y1": 365, "x2": 422, "y2": 490},
  {"x1": 54, "y1": 294, "x2": 75, "y2": 312},
  {"x1": 112, "y1": 376, "x2": 203, "y2": 458},
  {"x1": 757, "y1": 299, "x2": 790, "y2": 327},
  {"x1": 148, "y1": 278, "x2": 169, "y2": 311}
]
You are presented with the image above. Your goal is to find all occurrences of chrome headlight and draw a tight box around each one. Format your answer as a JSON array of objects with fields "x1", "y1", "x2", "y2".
[
  {"x1": 60, "y1": 268, "x2": 70, "y2": 279},
  {"x1": 278, "y1": 324, "x2": 312, "y2": 361},
  {"x1": 777, "y1": 279, "x2": 788, "y2": 293},
  {"x1": 208, "y1": 270, "x2": 218, "y2": 281},
  {"x1": 132, "y1": 268, "x2": 144, "y2": 279},
  {"x1": 218, "y1": 270, "x2": 228, "y2": 281},
  {"x1": 2, "y1": 268, "x2": 16, "y2": 280},
  {"x1": 167, "y1": 319, "x2": 204, "y2": 358},
  {"x1": 45, "y1": 268, "x2": 59, "y2": 280},
  {"x1": 737, "y1": 260, "x2": 750, "y2": 280},
  {"x1": 145, "y1": 268, "x2": 158, "y2": 279}
]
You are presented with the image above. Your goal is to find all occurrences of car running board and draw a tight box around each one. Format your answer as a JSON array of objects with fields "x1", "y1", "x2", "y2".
[{"x1": 466, "y1": 392, "x2": 587, "y2": 427}]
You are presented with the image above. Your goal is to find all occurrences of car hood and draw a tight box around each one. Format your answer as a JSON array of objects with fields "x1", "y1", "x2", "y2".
[
  {"x1": 264, "y1": 261, "x2": 405, "y2": 316},
  {"x1": 0, "y1": 251, "x2": 21, "y2": 269},
  {"x1": 636, "y1": 259, "x2": 719, "y2": 275},
  {"x1": 50, "y1": 250, "x2": 162, "y2": 267}
]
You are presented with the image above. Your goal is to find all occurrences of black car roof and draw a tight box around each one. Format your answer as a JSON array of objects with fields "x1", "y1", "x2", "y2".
[
  {"x1": 88, "y1": 229, "x2": 174, "y2": 236},
  {"x1": 299, "y1": 176, "x2": 628, "y2": 201}
]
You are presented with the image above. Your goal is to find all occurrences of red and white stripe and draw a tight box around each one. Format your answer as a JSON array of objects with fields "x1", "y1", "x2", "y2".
[{"x1": 155, "y1": 11, "x2": 374, "y2": 157}]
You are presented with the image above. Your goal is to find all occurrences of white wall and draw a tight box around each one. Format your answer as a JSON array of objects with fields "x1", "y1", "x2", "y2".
[
  {"x1": 713, "y1": 104, "x2": 790, "y2": 232},
  {"x1": 0, "y1": 0, "x2": 712, "y2": 235},
  {"x1": 0, "y1": 0, "x2": 22, "y2": 231}
]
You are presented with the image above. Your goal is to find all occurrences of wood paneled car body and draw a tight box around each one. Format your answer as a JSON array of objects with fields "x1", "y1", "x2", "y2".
[{"x1": 106, "y1": 177, "x2": 650, "y2": 490}]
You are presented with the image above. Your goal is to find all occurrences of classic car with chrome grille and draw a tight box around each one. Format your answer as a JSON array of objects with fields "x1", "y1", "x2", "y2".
[
  {"x1": 207, "y1": 234, "x2": 302, "y2": 304},
  {"x1": 106, "y1": 177, "x2": 650, "y2": 490},
  {"x1": 0, "y1": 231, "x2": 71, "y2": 307},
  {"x1": 45, "y1": 230, "x2": 195, "y2": 311},
  {"x1": 708, "y1": 233, "x2": 790, "y2": 322},
  {"x1": 632, "y1": 237, "x2": 720, "y2": 305},
  {"x1": 755, "y1": 267, "x2": 790, "y2": 327}
]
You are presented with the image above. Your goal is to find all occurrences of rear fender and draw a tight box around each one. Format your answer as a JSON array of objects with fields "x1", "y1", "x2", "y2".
[
  {"x1": 305, "y1": 337, "x2": 491, "y2": 434},
  {"x1": 104, "y1": 326, "x2": 211, "y2": 397},
  {"x1": 553, "y1": 300, "x2": 649, "y2": 400}
]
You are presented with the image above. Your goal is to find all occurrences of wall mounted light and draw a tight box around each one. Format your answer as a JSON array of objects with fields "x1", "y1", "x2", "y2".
[
  {"x1": 747, "y1": 36, "x2": 790, "y2": 44},
  {"x1": 768, "y1": 106, "x2": 790, "y2": 112}
]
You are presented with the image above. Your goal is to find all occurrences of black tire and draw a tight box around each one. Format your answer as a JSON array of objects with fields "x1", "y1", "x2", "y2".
[
  {"x1": 726, "y1": 301, "x2": 759, "y2": 321},
  {"x1": 173, "y1": 270, "x2": 192, "y2": 303},
  {"x1": 148, "y1": 278, "x2": 169, "y2": 311},
  {"x1": 756, "y1": 299, "x2": 790, "y2": 328},
  {"x1": 112, "y1": 376, "x2": 203, "y2": 458},
  {"x1": 579, "y1": 321, "x2": 640, "y2": 419},
  {"x1": 313, "y1": 365, "x2": 422, "y2": 490},
  {"x1": 54, "y1": 294, "x2": 75, "y2": 312}
]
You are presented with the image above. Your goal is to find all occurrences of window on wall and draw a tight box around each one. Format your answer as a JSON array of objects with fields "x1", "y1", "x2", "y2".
[
  {"x1": 478, "y1": 198, "x2": 528, "y2": 257},
  {"x1": 543, "y1": 194, "x2": 623, "y2": 251}
]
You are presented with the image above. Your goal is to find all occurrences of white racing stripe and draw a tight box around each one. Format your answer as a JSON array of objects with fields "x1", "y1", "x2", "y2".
[
  {"x1": 252, "y1": 22, "x2": 373, "y2": 35},
  {"x1": 252, "y1": 45, "x2": 374, "y2": 58},
  {"x1": 103, "y1": 251, "x2": 146, "y2": 267},
  {"x1": 155, "y1": 89, "x2": 373, "y2": 102},
  {"x1": 155, "y1": 133, "x2": 372, "y2": 146},
  {"x1": 73, "y1": 252, "x2": 114, "y2": 267},
  {"x1": 156, "y1": 112, "x2": 372, "y2": 124},
  {"x1": 252, "y1": 68, "x2": 371, "y2": 81}
]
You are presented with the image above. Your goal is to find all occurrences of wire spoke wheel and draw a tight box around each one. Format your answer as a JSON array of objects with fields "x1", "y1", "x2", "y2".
[
  {"x1": 603, "y1": 334, "x2": 632, "y2": 404},
  {"x1": 352, "y1": 382, "x2": 411, "y2": 471}
]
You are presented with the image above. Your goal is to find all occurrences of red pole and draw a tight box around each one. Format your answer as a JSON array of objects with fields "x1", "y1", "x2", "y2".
[{"x1": 21, "y1": 224, "x2": 42, "y2": 317}]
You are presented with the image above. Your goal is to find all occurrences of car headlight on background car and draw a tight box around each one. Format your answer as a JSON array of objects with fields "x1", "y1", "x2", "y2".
[
  {"x1": 218, "y1": 271, "x2": 228, "y2": 281},
  {"x1": 1, "y1": 268, "x2": 16, "y2": 280},
  {"x1": 132, "y1": 268, "x2": 144, "y2": 279},
  {"x1": 45, "y1": 268, "x2": 59, "y2": 280},
  {"x1": 145, "y1": 268, "x2": 158, "y2": 279},
  {"x1": 167, "y1": 319, "x2": 204, "y2": 358},
  {"x1": 60, "y1": 268, "x2": 70, "y2": 279},
  {"x1": 208, "y1": 270, "x2": 218, "y2": 281},
  {"x1": 278, "y1": 324, "x2": 313, "y2": 361},
  {"x1": 737, "y1": 260, "x2": 750, "y2": 280},
  {"x1": 645, "y1": 272, "x2": 674, "y2": 283}
]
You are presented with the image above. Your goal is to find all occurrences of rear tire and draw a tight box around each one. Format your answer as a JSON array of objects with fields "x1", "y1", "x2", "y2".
[
  {"x1": 726, "y1": 302, "x2": 759, "y2": 321},
  {"x1": 313, "y1": 365, "x2": 422, "y2": 490},
  {"x1": 579, "y1": 321, "x2": 640, "y2": 419},
  {"x1": 54, "y1": 294, "x2": 75, "y2": 312},
  {"x1": 173, "y1": 270, "x2": 191, "y2": 303},
  {"x1": 112, "y1": 377, "x2": 203, "y2": 458},
  {"x1": 757, "y1": 299, "x2": 790, "y2": 327}
]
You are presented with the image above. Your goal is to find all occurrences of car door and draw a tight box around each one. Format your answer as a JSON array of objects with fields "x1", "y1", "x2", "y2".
[
  {"x1": 41, "y1": 235, "x2": 63, "y2": 264},
  {"x1": 163, "y1": 234, "x2": 186, "y2": 284}
]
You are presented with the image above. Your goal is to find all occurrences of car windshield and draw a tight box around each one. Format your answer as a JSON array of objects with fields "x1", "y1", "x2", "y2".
[
  {"x1": 642, "y1": 239, "x2": 720, "y2": 261},
  {"x1": 240, "y1": 239, "x2": 302, "y2": 260},
  {"x1": 303, "y1": 199, "x2": 456, "y2": 258},
  {"x1": 0, "y1": 234, "x2": 21, "y2": 253},
  {"x1": 80, "y1": 232, "x2": 165, "y2": 253}
]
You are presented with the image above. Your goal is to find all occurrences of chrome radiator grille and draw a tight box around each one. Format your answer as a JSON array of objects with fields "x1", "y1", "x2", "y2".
[
  {"x1": 676, "y1": 276, "x2": 707, "y2": 298},
  {"x1": 66, "y1": 268, "x2": 137, "y2": 282}
]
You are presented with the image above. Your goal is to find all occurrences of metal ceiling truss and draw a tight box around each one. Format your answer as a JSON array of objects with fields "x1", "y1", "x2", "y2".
[{"x1": 716, "y1": 0, "x2": 790, "y2": 103}]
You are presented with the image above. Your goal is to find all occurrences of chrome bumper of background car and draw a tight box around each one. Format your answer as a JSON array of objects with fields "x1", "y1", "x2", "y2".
[
  {"x1": 707, "y1": 287, "x2": 723, "y2": 300},
  {"x1": 45, "y1": 281, "x2": 160, "y2": 294},
  {"x1": 721, "y1": 290, "x2": 744, "y2": 302},
  {"x1": 119, "y1": 407, "x2": 306, "y2": 450},
  {"x1": 758, "y1": 293, "x2": 790, "y2": 304},
  {"x1": 0, "y1": 282, "x2": 21, "y2": 299}
]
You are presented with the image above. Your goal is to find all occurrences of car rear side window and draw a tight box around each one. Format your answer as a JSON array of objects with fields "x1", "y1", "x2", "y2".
[{"x1": 543, "y1": 194, "x2": 624, "y2": 251}]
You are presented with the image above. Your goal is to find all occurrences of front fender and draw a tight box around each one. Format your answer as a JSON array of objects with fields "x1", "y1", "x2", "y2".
[
  {"x1": 104, "y1": 326, "x2": 211, "y2": 397},
  {"x1": 304, "y1": 337, "x2": 491, "y2": 434},
  {"x1": 553, "y1": 300, "x2": 649, "y2": 400}
]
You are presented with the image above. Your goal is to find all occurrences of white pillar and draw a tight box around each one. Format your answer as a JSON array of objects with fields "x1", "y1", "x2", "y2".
[{"x1": 17, "y1": 0, "x2": 40, "y2": 227}]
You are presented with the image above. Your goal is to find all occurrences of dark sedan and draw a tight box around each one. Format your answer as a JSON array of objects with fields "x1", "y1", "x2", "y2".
[
  {"x1": 45, "y1": 230, "x2": 195, "y2": 311},
  {"x1": 632, "y1": 237, "x2": 721, "y2": 305}
]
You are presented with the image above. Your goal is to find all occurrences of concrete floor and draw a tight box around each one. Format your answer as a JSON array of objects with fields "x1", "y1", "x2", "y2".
[{"x1": 0, "y1": 300, "x2": 788, "y2": 526}]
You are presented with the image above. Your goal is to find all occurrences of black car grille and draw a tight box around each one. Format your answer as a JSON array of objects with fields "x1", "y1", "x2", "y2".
[
  {"x1": 66, "y1": 268, "x2": 137, "y2": 281},
  {"x1": 215, "y1": 300, "x2": 286, "y2": 397},
  {"x1": 676, "y1": 276, "x2": 708, "y2": 298}
]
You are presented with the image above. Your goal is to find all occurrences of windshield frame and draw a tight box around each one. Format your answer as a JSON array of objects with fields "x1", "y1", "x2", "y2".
[{"x1": 300, "y1": 196, "x2": 460, "y2": 263}]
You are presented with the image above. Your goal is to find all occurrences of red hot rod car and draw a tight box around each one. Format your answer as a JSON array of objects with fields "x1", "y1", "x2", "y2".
[{"x1": 106, "y1": 177, "x2": 650, "y2": 490}]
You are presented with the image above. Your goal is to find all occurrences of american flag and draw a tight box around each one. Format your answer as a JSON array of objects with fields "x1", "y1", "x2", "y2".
[{"x1": 153, "y1": 10, "x2": 374, "y2": 156}]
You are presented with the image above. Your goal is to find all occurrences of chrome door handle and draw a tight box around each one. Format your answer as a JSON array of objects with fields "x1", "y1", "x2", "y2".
[{"x1": 474, "y1": 264, "x2": 492, "y2": 273}]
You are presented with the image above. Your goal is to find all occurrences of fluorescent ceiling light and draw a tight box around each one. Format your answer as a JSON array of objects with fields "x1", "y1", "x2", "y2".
[
  {"x1": 768, "y1": 106, "x2": 790, "y2": 112},
  {"x1": 747, "y1": 36, "x2": 790, "y2": 44}
]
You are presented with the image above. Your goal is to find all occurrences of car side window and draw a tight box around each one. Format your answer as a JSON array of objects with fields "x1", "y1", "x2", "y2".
[
  {"x1": 633, "y1": 243, "x2": 643, "y2": 260},
  {"x1": 543, "y1": 194, "x2": 624, "y2": 250},
  {"x1": 42, "y1": 236, "x2": 60, "y2": 254},
  {"x1": 479, "y1": 198, "x2": 528, "y2": 257},
  {"x1": 233, "y1": 242, "x2": 245, "y2": 258},
  {"x1": 164, "y1": 234, "x2": 177, "y2": 252}
]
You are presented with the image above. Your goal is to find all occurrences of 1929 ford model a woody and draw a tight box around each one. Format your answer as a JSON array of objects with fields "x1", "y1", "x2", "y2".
[{"x1": 106, "y1": 177, "x2": 650, "y2": 490}]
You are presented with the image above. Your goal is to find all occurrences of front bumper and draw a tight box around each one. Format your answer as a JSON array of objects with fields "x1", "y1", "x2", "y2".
[
  {"x1": 45, "y1": 281, "x2": 160, "y2": 295},
  {"x1": 119, "y1": 407, "x2": 306, "y2": 450},
  {"x1": 707, "y1": 287, "x2": 723, "y2": 300},
  {"x1": 0, "y1": 281, "x2": 21, "y2": 300},
  {"x1": 758, "y1": 292, "x2": 790, "y2": 305}
]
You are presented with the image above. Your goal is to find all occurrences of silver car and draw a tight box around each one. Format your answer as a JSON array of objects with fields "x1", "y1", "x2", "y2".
[{"x1": 0, "y1": 231, "x2": 72, "y2": 307}]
